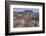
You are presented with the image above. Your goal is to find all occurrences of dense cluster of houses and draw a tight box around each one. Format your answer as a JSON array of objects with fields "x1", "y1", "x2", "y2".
[{"x1": 13, "y1": 10, "x2": 39, "y2": 27}]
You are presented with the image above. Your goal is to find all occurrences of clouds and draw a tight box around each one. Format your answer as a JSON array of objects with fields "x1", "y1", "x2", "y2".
[{"x1": 13, "y1": 8, "x2": 39, "y2": 13}]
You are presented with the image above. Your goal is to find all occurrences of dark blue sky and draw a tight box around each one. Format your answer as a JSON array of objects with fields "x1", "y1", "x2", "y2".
[{"x1": 13, "y1": 8, "x2": 39, "y2": 13}]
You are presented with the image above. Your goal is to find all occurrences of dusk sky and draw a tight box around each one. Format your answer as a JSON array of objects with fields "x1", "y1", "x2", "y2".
[{"x1": 13, "y1": 8, "x2": 39, "y2": 13}]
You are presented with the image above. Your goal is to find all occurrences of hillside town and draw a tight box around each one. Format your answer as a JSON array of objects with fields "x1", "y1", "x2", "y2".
[{"x1": 13, "y1": 10, "x2": 39, "y2": 27}]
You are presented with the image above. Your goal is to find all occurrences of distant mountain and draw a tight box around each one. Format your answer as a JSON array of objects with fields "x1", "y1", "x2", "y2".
[{"x1": 13, "y1": 11, "x2": 39, "y2": 17}]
